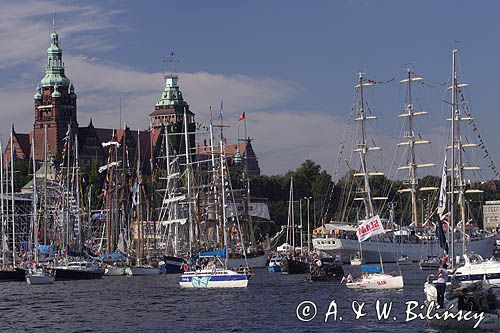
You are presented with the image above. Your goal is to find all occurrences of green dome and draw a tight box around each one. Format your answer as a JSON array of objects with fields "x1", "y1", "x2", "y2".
[{"x1": 41, "y1": 73, "x2": 70, "y2": 87}]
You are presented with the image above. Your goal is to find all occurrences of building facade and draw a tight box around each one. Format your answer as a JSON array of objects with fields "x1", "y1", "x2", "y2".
[{"x1": 483, "y1": 200, "x2": 500, "y2": 231}]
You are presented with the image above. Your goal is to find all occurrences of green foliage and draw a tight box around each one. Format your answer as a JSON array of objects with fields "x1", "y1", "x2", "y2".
[
  {"x1": 80, "y1": 160, "x2": 105, "y2": 210},
  {"x1": 250, "y1": 159, "x2": 500, "y2": 234},
  {"x1": 13, "y1": 159, "x2": 30, "y2": 192}
]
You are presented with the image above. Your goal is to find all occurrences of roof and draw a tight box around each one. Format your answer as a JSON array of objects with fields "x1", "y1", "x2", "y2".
[
  {"x1": 196, "y1": 140, "x2": 247, "y2": 156},
  {"x1": 14, "y1": 132, "x2": 31, "y2": 158},
  {"x1": 155, "y1": 75, "x2": 188, "y2": 107}
]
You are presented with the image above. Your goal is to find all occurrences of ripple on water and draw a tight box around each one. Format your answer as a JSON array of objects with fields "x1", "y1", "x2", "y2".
[{"x1": 0, "y1": 264, "x2": 444, "y2": 332}]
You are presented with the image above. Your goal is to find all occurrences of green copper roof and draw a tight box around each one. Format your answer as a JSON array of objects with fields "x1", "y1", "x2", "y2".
[
  {"x1": 156, "y1": 75, "x2": 186, "y2": 107},
  {"x1": 40, "y1": 30, "x2": 70, "y2": 88}
]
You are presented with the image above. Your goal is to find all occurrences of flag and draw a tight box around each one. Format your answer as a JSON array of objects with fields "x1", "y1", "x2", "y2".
[
  {"x1": 239, "y1": 112, "x2": 246, "y2": 121},
  {"x1": 435, "y1": 219, "x2": 449, "y2": 254},
  {"x1": 356, "y1": 215, "x2": 385, "y2": 242},
  {"x1": 437, "y1": 155, "x2": 447, "y2": 219}
]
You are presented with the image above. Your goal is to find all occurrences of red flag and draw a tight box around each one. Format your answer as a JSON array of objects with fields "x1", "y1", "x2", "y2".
[{"x1": 239, "y1": 112, "x2": 246, "y2": 121}]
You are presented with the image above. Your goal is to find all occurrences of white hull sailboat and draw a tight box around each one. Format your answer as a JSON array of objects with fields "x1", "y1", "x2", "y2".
[
  {"x1": 179, "y1": 269, "x2": 248, "y2": 288},
  {"x1": 26, "y1": 269, "x2": 55, "y2": 285},
  {"x1": 344, "y1": 74, "x2": 404, "y2": 290},
  {"x1": 347, "y1": 273, "x2": 404, "y2": 290},
  {"x1": 125, "y1": 266, "x2": 160, "y2": 276},
  {"x1": 179, "y1": 123, "x2": 249, "y2": 289},
  {"x1": 105, "y1": 266, "x2": 126, "y2": 276}
]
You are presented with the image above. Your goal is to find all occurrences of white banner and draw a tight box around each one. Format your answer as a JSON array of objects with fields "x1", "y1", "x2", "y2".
[
  {"x1": 357, "y1": 215, "x2": 385, "y2": 242},
  {"x1": 225, "y1": 202, "x2": 271, "y2": 220},
  {"x1": 249, "y1": 203, "x2": 270, "y2": 220}
]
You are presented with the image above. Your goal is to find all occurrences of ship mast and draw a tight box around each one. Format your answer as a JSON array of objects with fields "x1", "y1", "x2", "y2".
[
  {"x1": 449, "y1": 50, "x2": 480, "y2": 258},
  {"x1": 398, "y1": 69, "x2": 434, "y2": 227},
  {"x1": 354, "y1": 73, "x2": 385, "y2": 219}
]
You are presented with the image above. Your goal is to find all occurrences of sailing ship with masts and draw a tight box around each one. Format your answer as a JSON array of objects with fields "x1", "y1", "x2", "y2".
[
  {"x1": 179, "y1": 113, "x2": 249, "y2": 288},
  {"x1": 53, "y1": 126, "x2": 104, "y2": 280},
  {"x1": 26, "y1": 136, "x2": 55, "y2": 284},
  {"x1": 0, "y1": 131, "x2": 28, "y2": 281},
  {"x1": 423, "y1": 49, "x2": 500, "y2": 331},
  {"x1": 313, "y1": 66, "x2": 497, "y2": 263},
  {"x1": 334, "y1": 73, "x2": 404, "y2": 290}
]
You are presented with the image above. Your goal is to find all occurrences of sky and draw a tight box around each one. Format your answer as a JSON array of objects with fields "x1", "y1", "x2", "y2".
[{"x1": 1, "y1": 0, "x2": 500, "y2": 178}]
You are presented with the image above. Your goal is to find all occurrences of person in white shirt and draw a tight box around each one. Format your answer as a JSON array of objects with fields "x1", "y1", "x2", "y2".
[{"x1": 435, "y1": 264, "x2": 449, "y2": 308}]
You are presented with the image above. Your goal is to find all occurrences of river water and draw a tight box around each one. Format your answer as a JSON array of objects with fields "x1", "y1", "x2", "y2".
[{"x1": 0, "y1": 264, "x2": 446, "y2": 332}]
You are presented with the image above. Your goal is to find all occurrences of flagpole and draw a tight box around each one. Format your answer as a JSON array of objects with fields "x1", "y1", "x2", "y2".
[{"x1": 244, "y1": 114, "x2": 248, "y2": 141}]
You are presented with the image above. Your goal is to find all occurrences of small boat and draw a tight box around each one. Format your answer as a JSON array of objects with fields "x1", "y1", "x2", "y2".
[
  {"x1": 309, "y1": 258, "x2": 344, "y2": 281},
  {"x1": 159, "y1": 256, "x2": 187, "y2": 274},
  {"x1": 179, "y1": 268, "x2": 248, "y2": 288},
  {"x1": 26, "y1": 267, "x2": 55, "y2": 285},
  {"x1": 104, "y1": 264, "x2": 126, "y2": 276},
  {"x1": 451, "y1": 253, "x2": 500, "y2": 286},
  {"x1": 102, "y1": 253, "x2": 127, "y2": 276},
  {"x1": 55, "y1": 261, "x2": 105, "y2": 280},
  {"x1": 419, "y1": 256, "x2": 442, "y2": 271},
  {"x1": 236, "y1": 266, "x2": 254, "y2": 278},
  {"x1": 424, "y1": 279, "x2": 500, "y2": 330},
  {"x1": 350, "y1": 253, "x2": 364, "y2": 266},
  {"x1": 281, "y1": 257, "x2": 308, "y2": 274},
  {"x1": 268, "y1": 257, "x2": 281, "y2": 273},
  {"x1": 397, "y1": 254, "x2": 412, "y2": 265},
  {"x1": 346, "y1": 272, "x2": 404, "y2": 290},
  {"x1": 125, "y1": 265, "x2": 160, "y2": 276}
]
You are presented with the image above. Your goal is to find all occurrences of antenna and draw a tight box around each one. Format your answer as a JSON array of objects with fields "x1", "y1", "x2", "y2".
[
  {"x1": 162, "y1": 51, "x2": 180, "y2": 78},
  {"x1": 52, "y1": 13, "x2": 56, "y2": 31}
]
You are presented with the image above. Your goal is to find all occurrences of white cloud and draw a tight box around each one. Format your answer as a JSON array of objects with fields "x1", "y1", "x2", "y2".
[{"x1": 0, "y1": 1, "x2": 118, "y2": 69}]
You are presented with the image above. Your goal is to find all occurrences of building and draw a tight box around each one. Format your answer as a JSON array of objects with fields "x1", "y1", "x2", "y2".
[
  {"x1": 483, "y1": 200, "x2": 500, "y2": 231},
  {"x1": 149, "y1": 74, "x2": 196, "y2": 157},
  {"x1": 2, "y1": 29, "x2": 163, "y2": 170},
  {"x1": 3, "y1": 28, "x2": 260, "y2": 178}
]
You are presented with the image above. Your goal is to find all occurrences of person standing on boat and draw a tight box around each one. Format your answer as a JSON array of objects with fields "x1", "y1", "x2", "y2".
[
  {"x1": 441, "y1": 254, "x2": 447, "y2": 266},
  {"x1": 436, "y1": 264, "x2": 448, "y2": 308}
]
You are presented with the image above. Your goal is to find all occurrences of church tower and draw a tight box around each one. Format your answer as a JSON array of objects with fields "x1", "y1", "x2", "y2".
[{"x1": 33, "y1": 29, "x2": 78, "y2": 160}]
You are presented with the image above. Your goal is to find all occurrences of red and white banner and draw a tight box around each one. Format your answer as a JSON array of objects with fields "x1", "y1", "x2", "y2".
[{"x1": 357, "y1": 215, "x2": 385, "y2": 242}]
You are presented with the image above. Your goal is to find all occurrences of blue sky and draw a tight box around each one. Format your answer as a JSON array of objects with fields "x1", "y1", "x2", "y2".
[{"x1": 0, "y1": 0, "x2": 499, "y2": 178}]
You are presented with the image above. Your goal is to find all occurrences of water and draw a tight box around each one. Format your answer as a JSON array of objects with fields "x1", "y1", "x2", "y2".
[{"x1": 0, "y1": 264, "x2": 445, "y2": 332}]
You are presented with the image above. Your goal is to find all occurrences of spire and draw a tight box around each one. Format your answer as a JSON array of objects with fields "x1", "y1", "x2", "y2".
[
  {"x1": 69, "y1": 83, "x2": 77, "y2": 99},
  {"x1": 40, "y1": 26, "x2": 70, "y2": 88}
]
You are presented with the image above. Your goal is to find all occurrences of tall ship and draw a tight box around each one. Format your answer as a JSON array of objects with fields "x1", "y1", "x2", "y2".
[{"x1": 313, "y1": 66, "x2": 497, "y2": 263}]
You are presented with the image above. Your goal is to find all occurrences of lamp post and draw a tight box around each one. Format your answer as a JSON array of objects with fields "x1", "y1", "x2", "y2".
[{"x1": 305, "y1": 196, "x2": 312, "y2": 255}]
